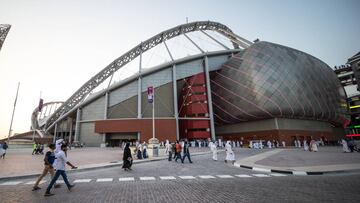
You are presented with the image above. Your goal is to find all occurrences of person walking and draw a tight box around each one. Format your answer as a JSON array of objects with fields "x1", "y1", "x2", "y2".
[
  {"x1": 225, "y1": 141, "x2": 235, "y2": 164},
  {"x1": 181, "y1": 141, "x2": 192, "y2": 163},
  {"x1": 174, "y1": 140, "x2": 182, "y2": 162},
  {"x1": 165, "y1": 141, "x2": 173, "y2": 161},
  {"x1": 303, "y1": 140, "x2": 309, "y2": 151},
  {"x1": 1, "y1": 142, "x2": 8, "y2": 159},
  {"x1": 44, "y1": 144, "x2": 77, "y2": 196},
  {"x1": 122, "y1": 143, "x2": 133, "y2": 171},
  {"x1": 0, "y1": 142, "x2": 4, "y2": 159},
  {"x1": 32, "y1": 143, "x2": 37, "y2": 155},
  {"x1": 32, "y1": 144, "x2": 57, "y2": 191},
  {"x1": 209, "y1": 140, "x2": 218, "y2": 161},
  {"x1": 142, "y1": 143, "x2": 148, "y2": 159},
  {"x1": 342, "y1": 139, "x2": 351, "y2": 153},
  {"x1": 136, "y1": 143, "x2": 142, "y2": 160},
  {"x1": 267, "y1": 140, "x2": 272, "y2": 148},
  {"x1": 310, "y1": 139, "x2": 318, "y2": 152}
]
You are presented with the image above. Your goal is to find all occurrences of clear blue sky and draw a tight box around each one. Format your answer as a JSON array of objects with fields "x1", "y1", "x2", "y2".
[{"x1": 0, "y1": 0, "x2": 359, "y2": 138}]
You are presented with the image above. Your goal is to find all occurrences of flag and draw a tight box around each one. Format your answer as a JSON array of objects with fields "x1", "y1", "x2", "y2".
[
  {"x1": 147, "y1": 86, "x2": 153, "y2": 103},
  {"x1": 38, "y1": 98, "x2": 44, "y2": 112}
]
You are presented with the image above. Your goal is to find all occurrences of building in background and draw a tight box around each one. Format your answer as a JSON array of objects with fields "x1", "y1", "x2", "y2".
[
  {"x1": 14, "y1": 21, "x2": 347, "y2": 147},
  {"x1": 335, "y1": 52, "x2": 360, "y2": 136}
]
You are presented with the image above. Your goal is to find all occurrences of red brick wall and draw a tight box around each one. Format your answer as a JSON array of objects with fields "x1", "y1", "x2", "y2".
[{"x1": 95, "y1": 119, "x2": 177, "y2": 142}]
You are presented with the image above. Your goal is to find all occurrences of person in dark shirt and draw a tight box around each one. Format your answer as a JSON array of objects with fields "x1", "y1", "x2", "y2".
[
  {"x1": 32, "y1": 144, "x2": 56, "y2": 191},
  {"x1": 181, "y1": 141, "x2": 193, "y2": 164},
  {"x1": 122, "y1": 143, "x2": 133, "y2": 171}
]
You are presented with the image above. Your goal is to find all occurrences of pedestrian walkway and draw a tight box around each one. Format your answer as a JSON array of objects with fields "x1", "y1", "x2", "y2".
[
  {"x1": 0, "y1": 173, "x2": 290, "y2": 186},
  {"x1": 0, "y1": 147, "x2": 211, "y2": 179},
  {"x1": 235, "y1": 146, "x2": 360, "y2": 174}
]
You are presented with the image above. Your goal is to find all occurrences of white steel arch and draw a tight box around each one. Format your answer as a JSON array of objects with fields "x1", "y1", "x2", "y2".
[{"x1": 45, "y1": 21, "x2": 252, "y2": 132}]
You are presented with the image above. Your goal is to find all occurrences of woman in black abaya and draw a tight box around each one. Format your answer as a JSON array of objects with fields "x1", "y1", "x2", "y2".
[{"x1": 122, "y1": 143, "x2": 133, "y2": 171}]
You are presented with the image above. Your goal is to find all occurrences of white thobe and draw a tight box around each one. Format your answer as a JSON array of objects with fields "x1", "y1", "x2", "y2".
[
  {"x1": 342, "y1": 140, "x2": 350, "y2": 152},
  {"x1": 303, "y1": 141, "x2": 309, "y2": 151},
  {"x1": 225, "y1": 143, "x2": 235, "y2": 161}
]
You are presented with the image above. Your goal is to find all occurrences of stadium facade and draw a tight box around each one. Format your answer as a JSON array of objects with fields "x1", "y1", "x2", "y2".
[{"x1": 32, "y1": 21, "x2": 347, "y2": 147}]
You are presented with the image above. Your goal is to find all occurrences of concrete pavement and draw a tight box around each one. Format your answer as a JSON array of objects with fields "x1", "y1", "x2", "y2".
[
  {"x1": 235, "y1": 146, "x2": 360, "y2": 174},
  {"x1": 1, "y1": 152, "x2": 360, "y2": 203}
]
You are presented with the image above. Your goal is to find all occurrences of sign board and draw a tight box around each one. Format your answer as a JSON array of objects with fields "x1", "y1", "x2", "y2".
[{"x1": 147, "y1": 86, "x2": 153, "y2": 103}]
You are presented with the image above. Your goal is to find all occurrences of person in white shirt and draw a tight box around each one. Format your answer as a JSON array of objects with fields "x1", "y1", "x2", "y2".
[
  {"x1": 165, "y1": 140, "x2": 173, "y2": 161},
  {"x1": 225, "y1": 141, "x2": 235, "y2": 164},
  {"x1": 209, "y1": 140, "x2": 218, "y2": 161},
  {"x1": 44, "y1": 144, "x2": 77, "y2": 196}
]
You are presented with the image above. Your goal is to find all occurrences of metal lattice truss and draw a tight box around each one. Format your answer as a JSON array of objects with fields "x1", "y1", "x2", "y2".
[
  {"x1": 0, "y1": 24, "x2": 11, "y2": 51},
  {"x1": 45, "y1": 21, "x2": 252, "y2": 131},
  {"x1": 32, "y1": 101, "x2": 64, "y2": 137}
]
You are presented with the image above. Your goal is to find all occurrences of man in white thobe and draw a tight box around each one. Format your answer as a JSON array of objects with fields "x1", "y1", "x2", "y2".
[
  {"x1": 342, "y1": 139, "x2": 350, "y2": 153},
  {"x1": 225, "y1": 141, "x2": 235, "y2": 164},
  {"x1": 267, "y1": 140, "x2": 272, "y2": 149},
  {"x1": 259, "y1": 141, "x2": 263, "y2": 149},
  {"x1": 297, "y1": 140, "x2": 302, "y2": 148},
  {"x1": 303, "y1": 140, "x2": 309, "y2": 151},
  {"x1": 209, "y1": 141, "x2": 218, "y2": 161}
]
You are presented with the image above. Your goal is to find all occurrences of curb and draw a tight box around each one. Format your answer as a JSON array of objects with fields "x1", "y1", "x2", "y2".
[
  {"x1": 0, "y1": 151, "x2": 212, "y2": 182},
  {"x1": 233, "y1": 163, "x2": 359, "y2": 176}
]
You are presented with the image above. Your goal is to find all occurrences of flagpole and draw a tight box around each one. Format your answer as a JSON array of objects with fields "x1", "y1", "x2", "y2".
[
  {"x1": 152, "y1": 88, "x2": 155, "y2": 139},
  {"x1": 8, "y1": 82, "x2": 20, "y2": 142}
]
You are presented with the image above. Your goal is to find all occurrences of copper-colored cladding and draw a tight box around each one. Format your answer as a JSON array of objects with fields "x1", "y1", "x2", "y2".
[
  {"x1": 178, "y1": 73, "x2": 211, "y2": 140},
  {"x1": 95, "y1": 119, "x2": 177, "y2": 142}
]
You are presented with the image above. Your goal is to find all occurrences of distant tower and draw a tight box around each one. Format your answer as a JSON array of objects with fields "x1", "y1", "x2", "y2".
[{"x1": 0, "y1": 24, "x2": 11, "y2": 51}]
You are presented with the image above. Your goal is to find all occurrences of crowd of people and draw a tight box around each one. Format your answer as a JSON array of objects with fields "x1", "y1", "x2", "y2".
[
  {"x1": 341, "y1": 138, "x2": 359, "y2": 153},
  {"x1": 26, "y1": 135, "x2": 357, "y2": 196}
]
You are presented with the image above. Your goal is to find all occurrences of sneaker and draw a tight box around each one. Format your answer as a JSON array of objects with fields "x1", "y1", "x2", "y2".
[
  {"x1": 32, "y1": 186, "x2": 41, "y2": 191},
  {"x1": 44, "y1": 192, "x2": 54, "y2": 196},
  {"x1": 68, "y1": 184, "x2": 75, "y2": 191}
]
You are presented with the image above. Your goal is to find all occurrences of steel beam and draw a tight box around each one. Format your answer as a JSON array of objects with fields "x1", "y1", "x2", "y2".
[
  {"x1": 184, "y1": 33, "x2": 205, "y2": 53},
  {"x1": 200, "y1": 30, "x2": 229, "y2": 50},
  {"x1": 0, "y1": 24, "x2": 11, "y2": 51},
  {"x1": 172, "y1": 64, "x2": 179, "y2": 140},
  {"x1": 203, "y1": 56, "x2": 216, "y2": 140},
  {"x1": 45, "y1": 21, "x2": 252, "y2": 131},
  {"x1": 74, "y1": 108, "x2": 81, "y2": 142}
]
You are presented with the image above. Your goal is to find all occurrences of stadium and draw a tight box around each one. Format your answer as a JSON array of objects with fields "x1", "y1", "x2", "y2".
[{"x1": 27, "y1": 21, "x2": 346, "y2": 147}]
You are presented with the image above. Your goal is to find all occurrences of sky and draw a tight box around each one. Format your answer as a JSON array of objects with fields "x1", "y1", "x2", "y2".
[{"x1": 0, "y1": 0, "x2": 359, "y2": 139}]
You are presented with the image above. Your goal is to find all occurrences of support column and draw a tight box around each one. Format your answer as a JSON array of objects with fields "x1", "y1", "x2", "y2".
[
  {"x1": 203, "y1": 56, "x2": 216, "y2": 140},
  {"x1": 53, "y1": 123, "x2": 57, "y2": 143},
  {"x1": 172, "y1": 64, "x2": 179, "y2": 140},
  {"x1": 137, "y1": 47, "x2": 142, "y2": 140},
  {"x1": 69, "y1": 118, "x2": 73, "y2": 144},
  {"x1": 74, "y1": 108, "x2": 81, "y2": 142},
  {"x1": 101, "y1": 92, "x2": 109, "y2": 147}
]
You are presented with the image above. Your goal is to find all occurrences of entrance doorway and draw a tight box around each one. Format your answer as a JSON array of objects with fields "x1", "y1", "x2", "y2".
[{"x1": 106, "y1": 132, "x2": 138, "y2": 147}]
